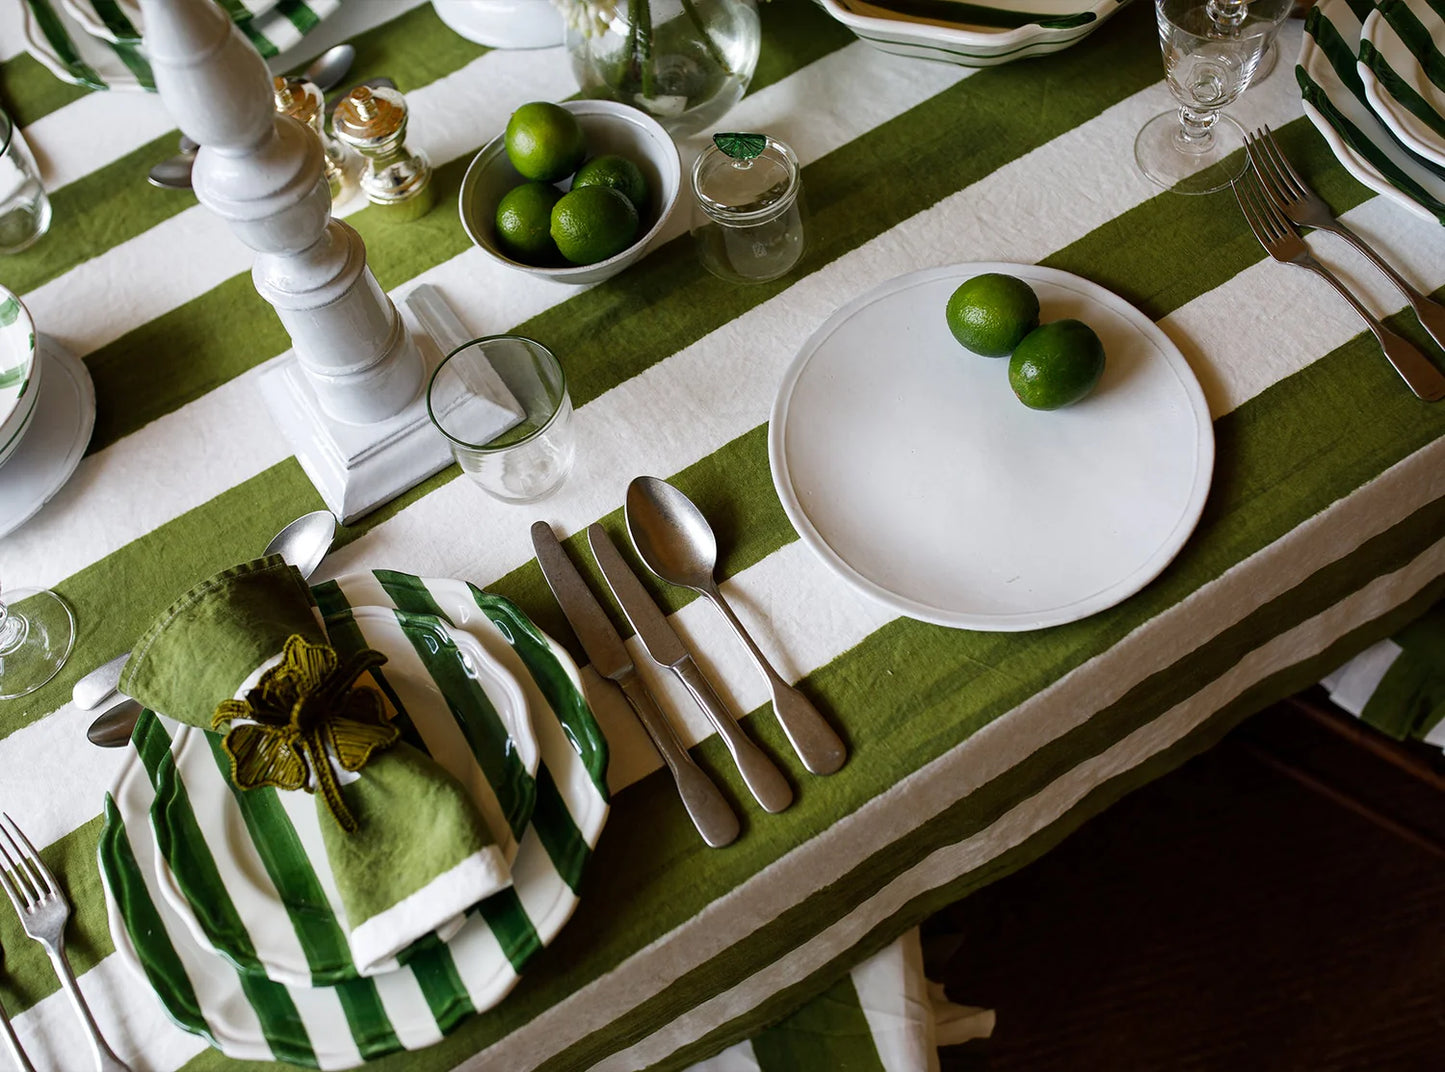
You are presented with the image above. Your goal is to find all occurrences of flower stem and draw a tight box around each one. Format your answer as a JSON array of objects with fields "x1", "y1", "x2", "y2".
[{"x1": 680, "y1": 0, "x2": 732, "y2": 75}]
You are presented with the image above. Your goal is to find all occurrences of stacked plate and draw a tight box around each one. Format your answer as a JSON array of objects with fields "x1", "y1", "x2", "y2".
[
  {"x1": 814, "y1": 0, "x2": 1130, "y2": 67},
  {"x1": 96, "y1": 570, "x2": 610, "y2": 1068},
  {"x1": 22, "y1": 0, "x2": 341, "y2": 91},
  {"x1": 1298, "y1": 0, "x2": 1445, "y2": 224}
]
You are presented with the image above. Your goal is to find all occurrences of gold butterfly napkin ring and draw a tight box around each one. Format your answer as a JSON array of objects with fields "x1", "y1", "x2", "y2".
[{"x1": 212, "y1": 634, "x2": 397, "y2": 834}]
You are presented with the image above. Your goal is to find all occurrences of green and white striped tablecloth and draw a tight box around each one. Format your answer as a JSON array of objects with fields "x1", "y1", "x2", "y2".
[{"x1": 2, "y1": 0, "x2": 1445, "y2": 1068}]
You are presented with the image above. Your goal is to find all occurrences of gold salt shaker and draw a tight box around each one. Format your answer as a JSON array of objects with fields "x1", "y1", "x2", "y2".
[
  {"x1": 272, "y1": 76, "x2": 358, "y2": 203},
  {"x1": 332, "y1": 84, "x2": 434, "y2": 220}
]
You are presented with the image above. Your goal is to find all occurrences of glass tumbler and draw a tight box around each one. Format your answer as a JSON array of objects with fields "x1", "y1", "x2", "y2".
[
  {"x1": 1134, "y1": 0, "x2": 1293, "y2": 195},
  {"x1": 691, "y1": 135, "x2": 807, "y2": 283},
  {"x1": 427, "y1": 336, "x2": 575, "y2": 504},
  {"x1": 0, "y1": 111, "x2": 51, "y2": 254}
]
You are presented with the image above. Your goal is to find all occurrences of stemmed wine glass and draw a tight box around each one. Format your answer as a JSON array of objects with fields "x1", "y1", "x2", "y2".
[
  {"x1": 1134, "y1": 0, "x2": 1293, "y2": 195},
  {"x1": 0, "y1": 577, "x2": 75, "y2": 700}
]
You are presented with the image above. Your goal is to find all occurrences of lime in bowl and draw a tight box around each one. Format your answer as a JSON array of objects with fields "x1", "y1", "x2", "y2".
[{"x1": 459, "y1": 99, "x2": 682, "y2": 286}]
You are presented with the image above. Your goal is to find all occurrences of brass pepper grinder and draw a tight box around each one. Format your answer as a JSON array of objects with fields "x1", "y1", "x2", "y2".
[
  {"x1": 272, "y1": 76, "x2": 358, "y2": 203},
  {"x1": 332, "y1": 84, "x2": 434, "y2": 220}
]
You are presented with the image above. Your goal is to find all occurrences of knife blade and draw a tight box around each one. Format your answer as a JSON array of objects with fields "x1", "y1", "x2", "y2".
[
  {"x1": 530, "y1": 522, "x2": 739, "y2": 847},
  {"x1": 587, "y1": 524, "x2": 792, "y2": 814}
]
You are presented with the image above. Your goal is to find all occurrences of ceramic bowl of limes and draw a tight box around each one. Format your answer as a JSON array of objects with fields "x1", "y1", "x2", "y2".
[{"x1": 460, "y1": 99, "x2": 682, "y2": 286}]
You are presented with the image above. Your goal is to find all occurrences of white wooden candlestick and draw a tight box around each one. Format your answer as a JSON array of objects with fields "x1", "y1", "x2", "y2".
[{"x1": 140, "y1": 0, "x2": 454, "y2": 520}]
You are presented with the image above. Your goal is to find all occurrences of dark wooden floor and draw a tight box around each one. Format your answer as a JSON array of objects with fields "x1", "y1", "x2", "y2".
[{"x1": 927, "y1": 694, "x2": 1445, "y2": 1071}]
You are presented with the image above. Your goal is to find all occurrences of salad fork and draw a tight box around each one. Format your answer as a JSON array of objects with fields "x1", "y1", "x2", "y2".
[
  {"x1": 1234, "y1": 168, "x2": 1445, "y2": 402},
  {"x1": 1245, "y1": 125, "x2": 1445, "y2": 353},
  {"x1": 0, "y1": 815, "x2": 130, "y2": 1072},
  {"x1": 0, "y1": 939, "x2": 36, "y2": 1072}
]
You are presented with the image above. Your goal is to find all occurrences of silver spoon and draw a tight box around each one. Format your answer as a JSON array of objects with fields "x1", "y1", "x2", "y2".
[
  {"x1": 625, "y1": 477, "x2": 848, "y2": 776},
  {"x1": 84, "y1": 510, "x2": 337, "y2": 748},
  {"x1": 146, "y1": 45, "x2": 357, "y2": 190}
]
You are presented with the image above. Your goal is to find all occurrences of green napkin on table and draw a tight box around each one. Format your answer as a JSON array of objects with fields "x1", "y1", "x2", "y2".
[{"x1": 120, "y1": 556, "x2": 511, "y2": 975}]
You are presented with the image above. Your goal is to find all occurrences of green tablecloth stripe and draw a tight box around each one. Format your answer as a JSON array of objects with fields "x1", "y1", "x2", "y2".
[
  {"x1": 65, "y1": 1, "x2": 1154, "y2": 459},
  {"x1": 555, "y1": 527, "x2": 1445, "y2": 1072},
  {"x1": 140, "y1": 714, "x2": 320, "y2": 1064},
  {"x1": 199, "y1": 732, "x2": 357, "y2": 980},
  {"x1": 749, "y1": 972, "x2": 885, "y2": 1072},
  {"x1": 646, "y1": 577, "x2": 1445, "y2": 1072},
  {"x1": 392, "y1": 607, "x2": 537, "y2": 840},
  {"x1": 0, "y1": 52, "x2": 89, "y2": 128}
]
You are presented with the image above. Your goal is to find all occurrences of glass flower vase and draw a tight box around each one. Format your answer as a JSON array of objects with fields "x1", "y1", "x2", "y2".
[{"x1": 564, "y1": 0, "x2": 761, "y2": 137}]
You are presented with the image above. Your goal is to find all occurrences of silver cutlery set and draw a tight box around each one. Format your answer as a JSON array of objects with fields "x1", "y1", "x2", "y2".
[
  {"x1": 534, "y1": 476, "x2": 847, "y2": 848},
  {"x1": 1235, "y1": 126, "x2": 1445, "y2": 403},
  {"x1": 0, "y1": 814, "x2": 130, "y2": 1071}
]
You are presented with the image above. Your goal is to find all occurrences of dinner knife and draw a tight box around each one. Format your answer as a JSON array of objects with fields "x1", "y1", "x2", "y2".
[
  {"x1": 530, "y1": 522, "x2": 740, "y2": 848},
  {"x1": 587, "y1": 524, "x2": 793, "y2": 814}
]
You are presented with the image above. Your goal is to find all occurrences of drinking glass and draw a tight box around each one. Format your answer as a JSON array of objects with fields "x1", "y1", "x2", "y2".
[
  {"x1": 1134, "y1": 0, "x2": 1293, "y2": 195},
  {"x1": 0, "y1": 578, "x2": 75, "y2": 700},
  {"x1": 426, "y1": 335, "x2": 575, "y2": 504},
  {"x1": 0, "y1": 110, "x2": 51, "y2": 254}
]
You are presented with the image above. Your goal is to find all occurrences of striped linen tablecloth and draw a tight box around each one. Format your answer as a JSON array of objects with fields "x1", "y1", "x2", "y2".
[{"x1": 2, "y1": 0, "x2": 1445, "y2": 1068}]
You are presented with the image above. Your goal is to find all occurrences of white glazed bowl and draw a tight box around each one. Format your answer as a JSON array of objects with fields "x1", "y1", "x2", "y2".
[
  {"x1": 815, "y1": 0, "x2": 1126, "y2": 67},
  {"x1": 0, "y1": 286, "x2": 39, "y2": 469},
  {"x1": 459, "y1": 100, "x2": 682, "y2": 286}
]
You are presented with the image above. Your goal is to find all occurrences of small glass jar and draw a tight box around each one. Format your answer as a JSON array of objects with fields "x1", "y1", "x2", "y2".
[
  {"x1": 690, "y1": 135, "x2": 806, "y2": 284},
  {"x1": 332, "y1": 85, "x2": 435, "y2": 220}
]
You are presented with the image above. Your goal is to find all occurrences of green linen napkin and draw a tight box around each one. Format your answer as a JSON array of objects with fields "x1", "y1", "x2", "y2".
[{"x1": 120, "y1": 555, "x2": 512, "y2": 976}]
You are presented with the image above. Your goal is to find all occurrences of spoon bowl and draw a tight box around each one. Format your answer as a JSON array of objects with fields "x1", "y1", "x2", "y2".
[
  {"x1": 302, "y1": 43, "x2": 355, "y2": 93},
  {"x1": 625, "y1": 476, "x2": 720, "y2": 593},
  {"x1": 266, "y1": 509, "x2": 336, "y2": 579}
]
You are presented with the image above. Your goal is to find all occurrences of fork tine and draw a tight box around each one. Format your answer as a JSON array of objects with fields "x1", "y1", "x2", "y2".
[
  {"x1": 1258, "y1": 125, "x2": 1306, "y2": 200},
  {"x1": 1235, "y1": 171, "x2": 1273, "y2": 245},
  {"x1": 1247, "y1": 129, "x2": 1295, "y2": 212},
  {"x1": 0, "y1": 837, "x2": 30, "y2": 910},
  {"x1": 0, "y1": 818, "x2": 48, "y2": 902},
  {"x1": 1, "y1": 816, "x2": 53, "y2": 893}
]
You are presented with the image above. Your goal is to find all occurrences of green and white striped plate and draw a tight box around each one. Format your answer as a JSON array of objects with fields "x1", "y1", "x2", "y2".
[
  {"x1": 97, "y1": 571, "x2": 610, "y2": 1069},
  {"x1": 0, "y1": 288, "x2": 38, "y2": 468},
  {"x1": 149, "y1": 603, "x2": 542, "y2": 989},
  {"x1": 817, "y1": 0, "x2": 1128, "y2": 67},
  {"x1": 1297, "y1": 0, "x2": 1445, "y2": 224},
  {"x1": 1359, "y1": 0, "x2": 1445, "y2": 170},
  {"x1": 23, "y1": 0, "x2": 339, "y2": 92}
]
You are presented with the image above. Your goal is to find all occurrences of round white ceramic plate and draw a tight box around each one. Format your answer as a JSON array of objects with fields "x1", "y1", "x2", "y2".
[
  {"x1": 1359, "y1": 2, "x2": 1445, "y2": 170},
  {"x1": 0, "y1": 336, "x2": 96, "y2": 539},
  {"x1": 769, "y1": 263, "x2": 1214, "y2": 631},
  {"x1": 151, "y1": 604, "x2": 540, "y2": 989}
]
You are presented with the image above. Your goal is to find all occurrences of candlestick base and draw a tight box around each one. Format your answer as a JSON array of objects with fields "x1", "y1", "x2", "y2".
[{"x1": 257, "y1": 287, "x2": 459, "y2": 522}]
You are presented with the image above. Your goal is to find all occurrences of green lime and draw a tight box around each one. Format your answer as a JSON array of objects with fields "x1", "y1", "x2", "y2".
[
  {"x1": 1007, "y1": 319, "x2": 1106, "y2": 410},
  {"x1": 573, "y1": 154, "x2": 649, "y2": 214},
  {"x1": 550, "y1": 186, "x2": 639, "y2": 266},
  {"x1": 494, "y1": 182, "x2": 564, "y2": 265},
  {"x1": 505, "y1": 101, "x2": 586, "y2": 183},
  {"x1": 945, "y1": 273, "x2": 1041, "y2": 357}
]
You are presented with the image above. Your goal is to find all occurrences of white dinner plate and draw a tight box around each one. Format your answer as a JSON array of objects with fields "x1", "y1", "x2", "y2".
[
  {"x1": 150, "y1": 604, "x2": 540, "y2": 988},
  {"x1": 0, "y1": 336, "x2": 96, "y2": 539},
  {"x1": 768, "y1": 263, "x2": 1214, "y2": 631}
]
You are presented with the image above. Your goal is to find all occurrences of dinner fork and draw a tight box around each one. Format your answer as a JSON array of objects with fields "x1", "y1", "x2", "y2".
[
  {"x1": 1234, "y1": 168, "x2": 1445, "y2": 402},
  {"x1": 0, "y1": 940, "x2": 36, "y2": 1072},
  {"x1": 0, "y1": 815, "x2": 130, "y2": 1072},
  {"x1": 1245, "y1": 125, "x2": 1445, "y2": 354}
]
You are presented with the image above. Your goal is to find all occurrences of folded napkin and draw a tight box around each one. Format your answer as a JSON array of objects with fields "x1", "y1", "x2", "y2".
[{"x1": 120, "y1": 555, "x2": 511, "y2": 975}]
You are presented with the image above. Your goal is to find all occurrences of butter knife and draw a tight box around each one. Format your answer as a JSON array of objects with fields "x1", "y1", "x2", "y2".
[
  {"x1": 531, "y1": 523, "x2": 740, "y2": 847},
  {"x1": 587, "y1": 524, "x2": 793, "y2": 814}
]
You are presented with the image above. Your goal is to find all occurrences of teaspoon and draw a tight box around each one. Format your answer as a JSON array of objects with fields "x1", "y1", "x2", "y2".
[{"x1": 625, "y1": 477, "x2": 848, "y2": 775}]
